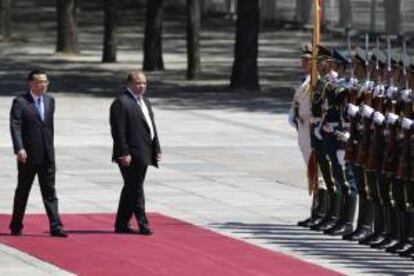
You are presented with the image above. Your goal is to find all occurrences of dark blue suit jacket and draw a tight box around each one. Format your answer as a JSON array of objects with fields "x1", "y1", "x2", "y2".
[{"x1": 10, "y1": 92, "x2": 55, "y2": 164}]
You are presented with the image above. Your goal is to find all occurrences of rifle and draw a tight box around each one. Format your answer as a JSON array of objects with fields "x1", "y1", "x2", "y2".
[{"x1": 344, "y1": 33, "x2": 360, "y2": 162}]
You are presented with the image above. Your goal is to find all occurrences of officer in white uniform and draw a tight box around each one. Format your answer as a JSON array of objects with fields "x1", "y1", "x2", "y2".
[{"x1": 289, "y1": 44, "x2": 328, "y2": 227}]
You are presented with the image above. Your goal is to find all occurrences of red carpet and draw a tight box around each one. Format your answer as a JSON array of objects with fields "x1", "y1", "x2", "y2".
[{"x1": 0, "y1": 213, "x2": 341, "y2": 276}]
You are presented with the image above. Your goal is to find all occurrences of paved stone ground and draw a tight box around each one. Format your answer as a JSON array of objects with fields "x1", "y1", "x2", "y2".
[
  {"x1": 1, "y1": 93, "x2": 414, "y2": 276},
  {"x1": 1, "y1": 2, "x2": 414, "y2": 275}
]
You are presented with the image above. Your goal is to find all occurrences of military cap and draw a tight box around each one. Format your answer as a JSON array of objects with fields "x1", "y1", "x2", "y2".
[
  {"x1": 371, "y1": 49, "x2": 387, "y2": 65},
  {"x1": 387, "y1": 49, "x2": 400, "y2": 66},
  {"x1": 333, "y1": 49, "x2": 351, "y2": 67},
  {"x1": 317, "y1": 45, "x2": 333, "y2": 59},
  {"x1": 399, "y1": 53, "x2": 411, "y2": 68},
  {"x1": 354, "y1": 47, "x2": 368, "y2": 64}
]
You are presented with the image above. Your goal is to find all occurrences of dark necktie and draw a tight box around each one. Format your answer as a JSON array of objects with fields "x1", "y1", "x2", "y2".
[{"x1": 36, "y1": 97, "x2": 45, "y2": 121}]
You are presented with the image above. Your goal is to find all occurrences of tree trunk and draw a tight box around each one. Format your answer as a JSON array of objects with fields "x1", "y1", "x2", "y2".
[
  {"x1": 186, "y1": 0, "x2": 201, "y2": 79},
  {"x1": 339, "y1": 0, "x2": 352, "y2": 29},
  {"x1": 230, "y1": 0, "x2": 260, "y2": 91},
  {"x1": 143, "y1": 0, "x2": 164, "y2": 71},
  {"x1": 384, "y1": 0, "x2": 401, "y2": 35},
  {"x1": 0, "y1": 0, "x2": 12, "y2": 39},
  {"x1": 56, "y1": 0, "x2": 79, "y2": 54},
  {"x1": 102, "y1": 0, "x2": 118, "y2": 62},
  {"x1": 295, "y1": 0, "x2": 312, "y2": 28}
]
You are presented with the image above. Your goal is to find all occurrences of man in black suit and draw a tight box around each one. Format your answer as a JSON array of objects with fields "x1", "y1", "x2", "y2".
[
  {"x1": 110, "y1": 71, "x2": 162, "y2": 235},
  {"x1": 9, "y1": 69, "x2": 67, "y2": 237}
]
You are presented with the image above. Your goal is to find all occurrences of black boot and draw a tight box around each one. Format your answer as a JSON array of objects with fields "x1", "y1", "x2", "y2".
[
  {"x1": 329, "y1": 193, "x2": 357, "y2": 236},
  {"x1": 310, "y1": 189, "x2": 335, "y2": 231},
  {"x1": 345, "y1": 196, "x2": 374, "y2": 241},
  {"x1": 386, "y1": 210, "x2": 409, "y2": 254},
  {"x1": 398, "y1": 211, "x2": 414, "y2": 257},
  {"x1": 398, "y1": 245, "x2": 414, "y2": 257},
  {"x1": 298, "y1": 189, "x2": 328, "y2": 227},
  {"x1": 320, "y1": 190, "x2": 342, "y2": 232},
  {"x1": 369, "y1": 204, "x2": 387, "y2": 247},
  {"x1": 371, "y1": 205, "x2": 399, "y2": 249}
]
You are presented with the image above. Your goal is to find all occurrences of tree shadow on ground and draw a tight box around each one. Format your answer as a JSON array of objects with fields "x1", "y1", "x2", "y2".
[{"x1": 210, "y1": 222, "x2": 414, "y2": 276}]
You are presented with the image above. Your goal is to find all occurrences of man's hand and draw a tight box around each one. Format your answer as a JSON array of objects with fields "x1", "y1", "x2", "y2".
[
  {"x1": 118, "y1": 155, "x2": 132, "y2": 166},
  {"x1": 17, "y1": 149, "x2": 28, "y2": 164},
  {"x1": 156, "y1": 153, "x2": 162, "y2": 162}
]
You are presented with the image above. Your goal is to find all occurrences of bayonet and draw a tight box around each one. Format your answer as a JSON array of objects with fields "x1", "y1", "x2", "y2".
[
  {"x1": 387, "y1": 37, "x2": 393, "y2": 86},
  {"x1": 402, "y1": 37, "x2": 409, "y2": 89},
  {"x1": 365, "y1": 33, "x2": 370, "y2": 81},
  {"x1": 347, "y1": 30, "x2": 354, "y2": 80},
  {"x1": 375, "y1": 36, "x2": 381, "y2": 83}
]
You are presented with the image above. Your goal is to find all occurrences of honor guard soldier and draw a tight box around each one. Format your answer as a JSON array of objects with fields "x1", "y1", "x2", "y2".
[
  {"x1": 345, "y1": 44, "x2": 376, "y2": 242},
  {"x1": 323, "y1": 49, "x2": 359, "y2": 236},
  {"x1": 309, "y1": 45, "x2": 338, "y2": 231},
  {"x1": 293, "y1": 44, "x2": 329, "y2": 228}
]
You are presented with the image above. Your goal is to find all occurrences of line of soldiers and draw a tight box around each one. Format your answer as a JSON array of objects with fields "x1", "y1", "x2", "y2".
[{"x1": 295, "y1": 37, "x2": 414, "y2": 259}]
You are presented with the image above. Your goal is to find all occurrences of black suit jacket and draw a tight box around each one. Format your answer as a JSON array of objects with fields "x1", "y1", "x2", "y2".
[
  {"x1": 10, "y1": 92, "x2": 55, "y2": 164},
  {"x1": 110, "y1": 90, "x2": 161, "y2": 167}
]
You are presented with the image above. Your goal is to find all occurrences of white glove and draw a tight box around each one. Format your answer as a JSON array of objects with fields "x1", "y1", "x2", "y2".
[
  {"x1": 402, "y1": 118, "x2": 414, "y2": 130},
  {"x1": 334, "y1": 130, "x2": 350, "y2": 142},
  {"x1": 347, "y1": 103, "x2": 359, "y2": 117},
  {"x1": 373, "y1": 112, "x2": 385, "y2": 125},
  {"x1": 400, "y1": 89, "x2": 413, "y2": 103},
  {"x1": 386, "y1": 113, "x2": 399, "y2": 125},
  {"x1": 345, "y1": 78, "x2": 358, "y2": 89},
  {"x1": 373, "y1": 84, "x2": 385, "y2": 98},
  {"x1": 327, "y1": 70, "x2": 338, "y2": 85},
  {"x1": 386, "y1": 85, "x2": 398, "y2": 99},
  {"x1": 362, "y1": 105, "x2": 374, "y2": 118},
  {"x1": 360, "y1": 80, "x2": 374, "y2": 94}
]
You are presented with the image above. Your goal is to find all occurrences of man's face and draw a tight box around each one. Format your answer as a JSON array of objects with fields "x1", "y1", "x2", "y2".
[
  {"x1": 317, "y1": 59, "x2": 330, "y2": 75},
  {"x1": 29, "y1": 74, "x2": 48, "y2": 96},
  {"x1": 128, "y1": 74, "x2": 147, "y2": 96}
]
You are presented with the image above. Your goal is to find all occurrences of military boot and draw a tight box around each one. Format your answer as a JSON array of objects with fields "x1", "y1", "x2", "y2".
[
  {"x1": 298, "y1": 189, "x2": 328, "y2": 227},
  {"x1": 398, "y1": 211, "x2": 414, "y2": 257},
  {"x1": 371, "y1": 206, "x2": 399, "y2": 249},
  {"x1": 328, "y1": 192, "x2": 356, "y2": 236},
  {"x1": 386, "y1": 210, "x2": 410, "y2": 253},
  {"x1": 312, "y1": 190, "x2": 340, "y2": 231},
  {"x1": 344, "y1": 197, "x2": 374, "y2": 241},
  {"x1": 370, "y1": 205, "x2": 388, "y2": 247}
]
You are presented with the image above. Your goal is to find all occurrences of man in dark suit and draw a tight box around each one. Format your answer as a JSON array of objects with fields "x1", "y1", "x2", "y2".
[
  {"x1": 110, "y1": 71, "x2": 162, "y2": 235},
  {"x1": 9, "y1": 69, "x2": 67, "y2": 237}
]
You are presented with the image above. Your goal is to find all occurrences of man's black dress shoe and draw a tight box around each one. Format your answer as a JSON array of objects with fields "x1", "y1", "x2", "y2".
[
  {"x1": 297, "y1": 217, "x2": 312, "y2": 227},
  {"x1": 139, "y1": 226, "x2": 153, "y2": 235},
  {"x1": 11, "y1": 229, "x2": 22, "y2": 236},
  {"x1": 115, "y1": 227, "x2": 136, "y2": 234},
  {"x1": 51, "y1": 229, "x2": 68, "y2": 238}
]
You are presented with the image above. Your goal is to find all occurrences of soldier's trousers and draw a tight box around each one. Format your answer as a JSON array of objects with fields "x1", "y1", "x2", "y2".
[
  {"x1": 378, "y1": 174, "x2": 399, "y2": 239},
  {"x1": 322, "y1": 133, "x2": 350, "y2": 222},
  {"x1": 392, "y1": 177, "x2": 414, "y2": 243},
  {"x1": 312, "y1": 137, "x2": 335, "y2": 191},
  {"x1": 366, "y1": 170, "x2": 386, "y2": 235},
  {"x1": 353, "y1": 164, "x2": 374, "y2": 231}
]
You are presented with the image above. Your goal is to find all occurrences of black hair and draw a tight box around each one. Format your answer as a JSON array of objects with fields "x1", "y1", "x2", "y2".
[{"x1": 27, "y1": 68, "x2": 47, "y2": 81}]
